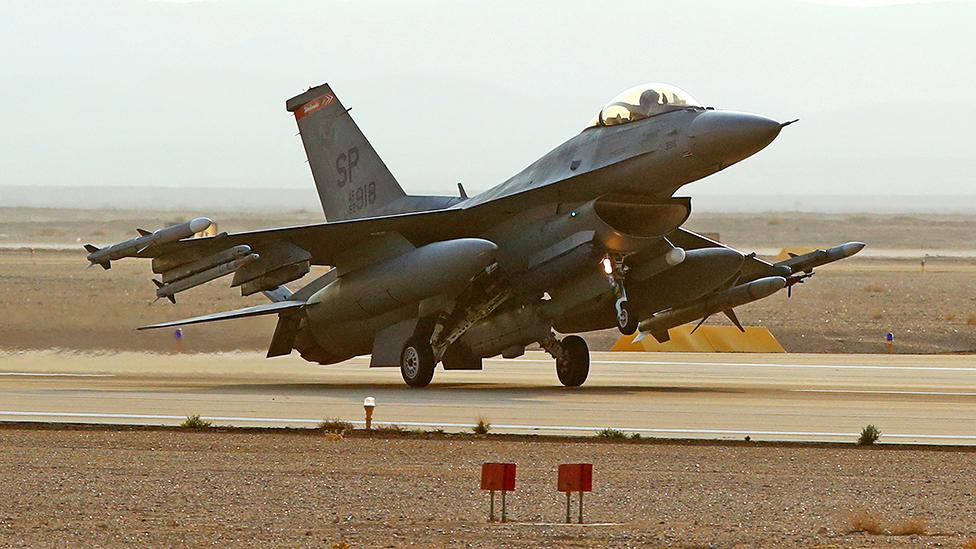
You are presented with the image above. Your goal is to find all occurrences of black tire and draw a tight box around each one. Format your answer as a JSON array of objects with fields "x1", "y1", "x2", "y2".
[
  {"x1": 400, "y1": 337, "x2": 435, "y2": 388},
  {"x1": 616, "y1": 300, "x2": 639, "y2": 335},
  {"x1": 556, "y1": 335, "x2": 589, "y2": 387}
]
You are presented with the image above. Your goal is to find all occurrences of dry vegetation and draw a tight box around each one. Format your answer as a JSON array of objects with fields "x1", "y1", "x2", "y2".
[
  {"x1": 319, "y1": 418, "x2": 352, "y2": 431},
  {"x1": 842, "y1": 509, "x2": 928, "y2": 536}
]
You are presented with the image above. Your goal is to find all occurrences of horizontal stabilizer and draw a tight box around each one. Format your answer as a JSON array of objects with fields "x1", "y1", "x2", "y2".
[{"x1": 137, "y1": 300, "x2": 306, "y2": 330}]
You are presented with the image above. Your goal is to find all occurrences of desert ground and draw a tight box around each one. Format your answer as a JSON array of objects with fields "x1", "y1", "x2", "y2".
[
  {"x1": 1, "y1": 425, "x2": 974, "y2": 548},
  {"x1": 1, "y1": 207, "x2": 973, "y2": 354}
]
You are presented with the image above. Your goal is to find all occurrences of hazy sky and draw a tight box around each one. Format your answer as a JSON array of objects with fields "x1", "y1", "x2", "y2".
[{"x1": 1, "y1": 0, "x2": 973, "y2": 199}]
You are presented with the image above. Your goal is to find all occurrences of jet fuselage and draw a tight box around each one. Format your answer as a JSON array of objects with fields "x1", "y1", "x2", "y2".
[{"x1": 299, "y1": 105, "x2": 784, "y2": 364}]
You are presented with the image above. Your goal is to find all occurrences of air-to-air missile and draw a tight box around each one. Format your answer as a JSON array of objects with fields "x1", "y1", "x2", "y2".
[
  {"x1": 634, "y1": 276, "x2": 787, "y2": 343},
  {"x1": 775, "y1": 241, "x2": 866, "y2": 274},
  {"x1": 160, "y1": 245, "x2": 253, "y2": 283},
  {"x1": 84, "y1": 217, "x2": 213, "y2": 269},
  {"x1": 153, "y1": 253, "x2": 259, "y2": 303}
]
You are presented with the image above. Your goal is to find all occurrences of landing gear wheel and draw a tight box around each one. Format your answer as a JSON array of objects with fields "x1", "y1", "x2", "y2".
[
  {"x1": 616, "y1": 300, "x2": 639, "y2": 335},
  {"x1": 555, "y1": 335, "x2": 590, "y2": 387},
  {"x1": 400, "y1": 337, "x2": 435, "y2": 388}
]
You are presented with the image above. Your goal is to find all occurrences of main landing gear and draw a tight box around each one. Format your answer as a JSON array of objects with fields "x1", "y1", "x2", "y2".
[
  {"x1": 400, "y1": 337, "x2": 436, "y2": 388},
  {"x1": 542, "y1": 333, "x2": 590, "y2": 387}
]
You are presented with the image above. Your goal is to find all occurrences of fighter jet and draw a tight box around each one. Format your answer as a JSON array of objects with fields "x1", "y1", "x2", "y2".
[{"x1": 86, "y1": 81, "x2": 863, "y2": 387}]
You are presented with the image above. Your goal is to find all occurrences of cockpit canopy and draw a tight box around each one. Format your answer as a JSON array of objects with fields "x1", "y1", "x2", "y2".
[{"x1": 586, "y1": 83, "x2": 701, "y2": 129}]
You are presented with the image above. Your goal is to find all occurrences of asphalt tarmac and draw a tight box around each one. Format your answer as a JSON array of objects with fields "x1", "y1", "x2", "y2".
[{"x1": 1, "y1": 350, "x2": 974, "y2": 444}]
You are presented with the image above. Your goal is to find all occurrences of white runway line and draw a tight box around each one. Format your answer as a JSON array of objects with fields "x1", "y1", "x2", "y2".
[
  {"x1": 503, "y1": 358, "x2": 976, "y2": 372},
  {"x1": 795, "y1": 389, "x2": 976, "y2": 397},
  {"x1": 0, "y1": 372, "x2": 115, "y2": 377},
  {"x1": 1, "y1": 410, "x2": 974, "y2": 442}
]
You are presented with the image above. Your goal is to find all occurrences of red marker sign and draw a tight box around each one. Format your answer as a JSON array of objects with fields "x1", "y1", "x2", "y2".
[
  {"x1": 558, "y1": 463, "x2": 593, "y2": 493},
  {"x1": 558, "y1": 463, "x2": 593, "y2": 524},
  {"x1": 481, "y1": 463, "x2": 516, "y2": 522},
  {"x1": 481, "y1": 463, "x2": 516, "y2": 491}
]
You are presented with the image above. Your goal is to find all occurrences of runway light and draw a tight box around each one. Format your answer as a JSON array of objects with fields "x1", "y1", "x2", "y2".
[
  {"x1": 364, "y1": 396, "x2": 376, "y2": 431},
  {"x1": 601, "y1": 257, "x2": 613, "y2": 275}
]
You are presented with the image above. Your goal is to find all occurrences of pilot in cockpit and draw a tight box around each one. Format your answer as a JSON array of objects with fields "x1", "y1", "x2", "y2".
[
  {"x1": 587, "y1": 83, "x2": 700, "y2": 129},
  {"x1": 616, "y1": 89, "x2": 666, "y2": 121},
  {"x1": 637, "y1": 89, "x2": 662, "y2": 117}
]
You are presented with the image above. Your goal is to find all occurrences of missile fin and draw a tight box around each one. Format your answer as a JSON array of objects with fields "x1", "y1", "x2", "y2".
[
  {"x1": 691, "y1": 315, "x2": 710, "y2": 334},
  {"x1": 84, "y1": 244, "x2": 99, "y2": 253},
  {"x1": 151, "y1": 279, "x2": 176, "y2": 304},
  {"x1": 136, "y1": 228, "x2": 152, "y2": 236},
  {"x1": 723, "y1": 309, "x2": 745, "y2": 332}
]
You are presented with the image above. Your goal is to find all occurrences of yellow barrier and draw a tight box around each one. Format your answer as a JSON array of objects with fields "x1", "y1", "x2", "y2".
[{"x1": 611, "y1": 325, "x2": 785, "y2": 353}]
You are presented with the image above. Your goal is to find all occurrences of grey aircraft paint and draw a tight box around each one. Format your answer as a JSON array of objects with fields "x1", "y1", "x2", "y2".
[{"x1": 87, "y1": 81, "x2": 863, "y2": 387}]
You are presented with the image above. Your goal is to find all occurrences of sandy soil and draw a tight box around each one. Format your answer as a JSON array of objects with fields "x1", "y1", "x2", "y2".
[
  {"x1": 0, "y1": 425, "x2": 973, "y2": 548},
  {"x1": 1, "y1": 208, "x2": 974, "y2": 354}
]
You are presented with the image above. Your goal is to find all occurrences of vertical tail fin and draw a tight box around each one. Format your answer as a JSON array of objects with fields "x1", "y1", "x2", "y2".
[{"x1": 286, "y1": 83, "x2": 406, "y2": 221}]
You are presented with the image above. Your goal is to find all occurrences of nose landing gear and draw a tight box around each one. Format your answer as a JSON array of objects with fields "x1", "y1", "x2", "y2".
[
  {"x1": 614, "y1": 295, "x2": 638, "y2": 336},
  {"x1": 605, "y1": 255, "x2": 638, "y2": 335}
]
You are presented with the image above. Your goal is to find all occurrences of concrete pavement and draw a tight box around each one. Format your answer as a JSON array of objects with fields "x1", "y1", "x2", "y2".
[{"x1": 1, "y1": 350, "x2": 974, "y2": 443}]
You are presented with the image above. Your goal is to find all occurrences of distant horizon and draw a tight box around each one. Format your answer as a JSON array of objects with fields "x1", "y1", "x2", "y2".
[{"x1": 2, "y1": 185, "x2": 973, "y2": 215}]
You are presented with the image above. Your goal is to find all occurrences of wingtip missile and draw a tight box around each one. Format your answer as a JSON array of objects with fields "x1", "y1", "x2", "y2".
[{"x1": 83, "y1": 217, "x2": 215, "y2": 267}]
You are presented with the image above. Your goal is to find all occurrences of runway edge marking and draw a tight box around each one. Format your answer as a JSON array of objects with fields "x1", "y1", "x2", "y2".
[
  {"x1": 1, "y1": 410, "x2": 975, "y2": 442},
  {"x1": 503, "y1": 359, "x2": 976, "y2": 372}
]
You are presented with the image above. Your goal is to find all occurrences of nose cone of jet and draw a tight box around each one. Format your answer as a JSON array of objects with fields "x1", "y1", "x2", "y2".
[{"x1": 689, "y1": 111, "x2": 782, "y2": 166}]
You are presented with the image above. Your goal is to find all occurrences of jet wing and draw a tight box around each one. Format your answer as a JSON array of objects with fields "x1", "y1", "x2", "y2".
[
  {"x1": 137, "y1": 300, "x2": 307, "y2": 330},
  {"x1": 89, "y1": 206, "x2": 491, "y2": 302},
  {"x1": 144, "y1": 208, "x2": 470, "y2": 267}
]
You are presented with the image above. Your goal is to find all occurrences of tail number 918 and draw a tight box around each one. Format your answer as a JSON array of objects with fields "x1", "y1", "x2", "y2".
[{"x1": 347, "y1": 182, "x2": 376, "y2": 214}]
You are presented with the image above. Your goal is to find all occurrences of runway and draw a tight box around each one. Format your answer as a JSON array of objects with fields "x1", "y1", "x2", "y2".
[{"x1": 1, "y1": 350, "x2": 974, "y2": 444}]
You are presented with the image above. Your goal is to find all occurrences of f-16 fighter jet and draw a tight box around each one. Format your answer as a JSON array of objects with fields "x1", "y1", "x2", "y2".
[{"x1": 86, "y1": 82, "x2": 863, "y2": 387}]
